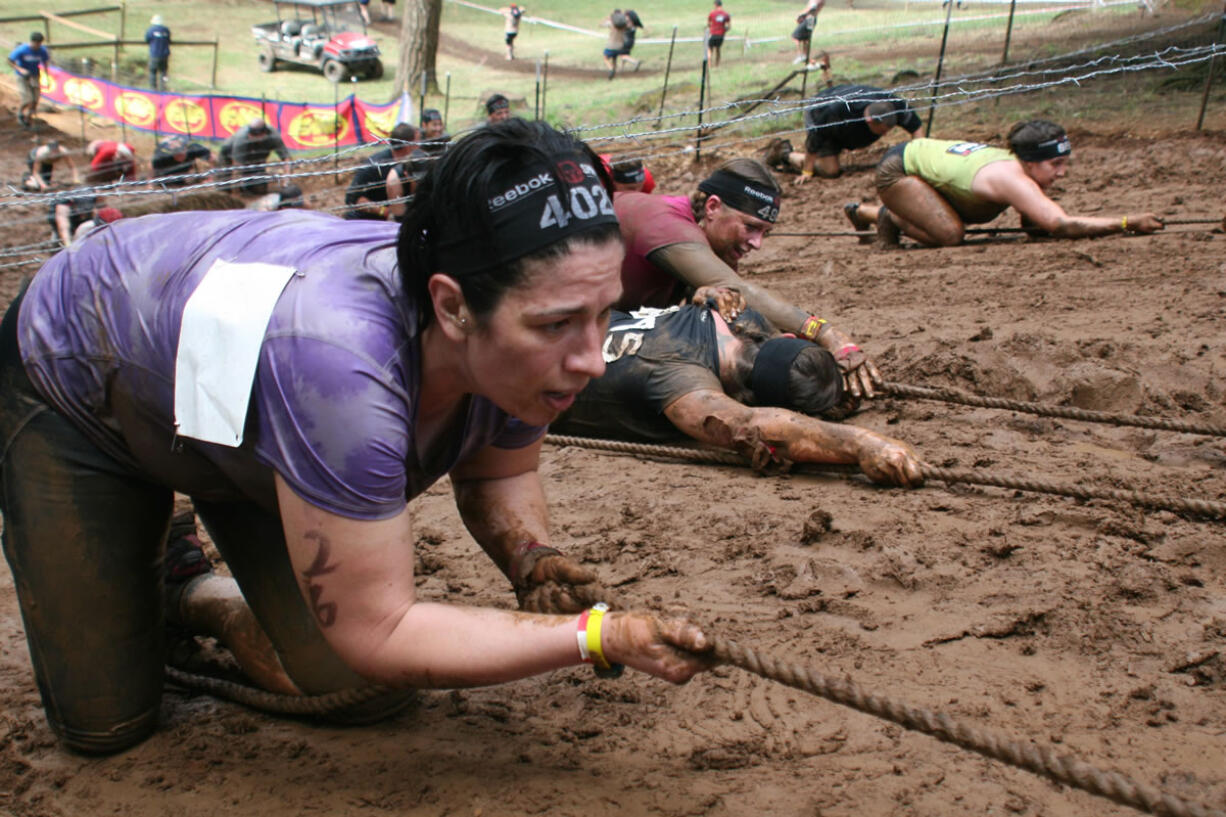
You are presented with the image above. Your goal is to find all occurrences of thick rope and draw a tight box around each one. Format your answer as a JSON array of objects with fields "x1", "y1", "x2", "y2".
[
  {"x1": 542, "y1": 435, "x2": 1226, "y2": 519},
  {"x1": 713, "y1": 637, "x2": 1226, "y2": 817},
  {"x1": 883, "y1": 381, "x2": 1226, "y2": 438},
  {"x1": 166, "y1": 640, "x2": 1224, "y2": 816},
  {"x1": 164, "y1": 666, "x2": 392, "y2": 715}
]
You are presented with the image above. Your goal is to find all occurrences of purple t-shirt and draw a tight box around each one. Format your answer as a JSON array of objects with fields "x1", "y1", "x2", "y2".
[{"x1": 18, "y1": 210, "x2": 545, "y2": 520}]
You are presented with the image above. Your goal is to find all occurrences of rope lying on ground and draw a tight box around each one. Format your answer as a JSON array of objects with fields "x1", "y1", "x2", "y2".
[
  {"x1": 165, "y1": 641, "x2": 1225, "y2": 817},
  {"x1": 712, "y1": 637, "x2": 1226, "y2": 817},
  {"x1": 883, "y1": 381, "x2": 1226, "y2": 438},
  {"x1": 542, "y1": 435, "x2": 1226, "y2": 519}
]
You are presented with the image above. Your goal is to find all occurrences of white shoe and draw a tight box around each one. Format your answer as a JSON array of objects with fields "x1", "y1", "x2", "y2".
[{"x1": 792, "y1": 55, "x2": 805, "y2": 64}]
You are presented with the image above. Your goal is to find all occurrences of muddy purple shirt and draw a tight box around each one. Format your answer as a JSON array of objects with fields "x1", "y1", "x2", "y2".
[{"x1": 18, "y1": 210, "x2": 545, "y2": 520}]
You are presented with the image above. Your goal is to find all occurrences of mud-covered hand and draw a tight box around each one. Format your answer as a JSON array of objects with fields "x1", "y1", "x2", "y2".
[
  {"x1": 601, "y1": 612, "x2": 716, "y2": 683},
  {"x1": 512, "y1": 545, "x2": 606, "y2": 614},
  {"x1": 856, "y1": 433, "x2": 925, "y2": 487},
  {"x1": 1123, "y1": 213, "x2": 1164, "y2": 234},
  {"x1": 691, "y1": 286, "x2": 746, "y2": 321},
  {"x1": 835, "y1": 343, "x2": 882, "y2": 401}
]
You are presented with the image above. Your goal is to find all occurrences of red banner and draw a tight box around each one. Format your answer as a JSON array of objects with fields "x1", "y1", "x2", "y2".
[{"x1": 38, "y1": 66, "x2": 407, "y2": 150}]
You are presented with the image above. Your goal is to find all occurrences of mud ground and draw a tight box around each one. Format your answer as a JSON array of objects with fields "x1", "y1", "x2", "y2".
[{"x1": 1, "y1": 88, "x2": 1224, "y2": 817}]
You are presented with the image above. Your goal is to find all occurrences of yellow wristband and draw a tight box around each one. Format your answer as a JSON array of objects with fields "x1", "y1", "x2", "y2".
[
  {"x1": 801, "y1": 169, "x2": 814, "y2": 178},
  {"x1": 800, "y1": 315, "x2": 827, "y2": 340},
  {"x1": 577, "y1": 603, "x2": 624, "y2": 678},
  {"x1": 1121, "y1": 215, "x2": 1128, "y2": 232}
]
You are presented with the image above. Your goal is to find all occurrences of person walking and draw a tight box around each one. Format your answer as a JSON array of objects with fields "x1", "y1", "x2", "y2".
[
  {"x1": 499, "y1": 4, "x2": 525, "y2": 60},
  {"x1": 145, "y1": 15, "x2": 171, "y2": 90},
  {"x1": 706, "y1": 0, "x2": 731, "y2": 66},
  {"x1": 9, "y1": 31, "x2": 50, "y2": 128},
  {"x1": 602, "y1": 9, "x2": 629, "y2": 79},
  {"x1": 791, "y1": 0, "x2": 823, "y2": 64}
]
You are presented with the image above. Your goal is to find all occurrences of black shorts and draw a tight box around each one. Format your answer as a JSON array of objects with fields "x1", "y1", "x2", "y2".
[
  {"x1": 804, "y1": 128, "x2": 843, "y2": 158},
  {"x1": 792, "y1": 22, "x2": 813, "y2": 41},
  {"x1": 707, "y1": 34, "x2": 725, "y2": 48},
  {"x1": 505, "y1": 31, "x2": 518, "y2": 45}
]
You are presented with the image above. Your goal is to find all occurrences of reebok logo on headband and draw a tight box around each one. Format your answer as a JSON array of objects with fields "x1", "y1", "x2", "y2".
[
  {"x1": 698, "y1": 169, "x2": 782, "y2": 223},
  {"x1": 437, "y1": 152, "x2": 619, "y2": 275},
  {"x1": 1015, "y1": 136, "x2": 1072, "y2": 163}
]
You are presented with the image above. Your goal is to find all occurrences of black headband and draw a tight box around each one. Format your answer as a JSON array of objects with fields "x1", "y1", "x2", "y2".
[
  {"x1": 612, "y1": 165, "x2": 646, "y2": 184},
  {"x1": 421, "y1": 109, "x2": 442, "y2": 122},
  {"x1": 1015, "y1": 136, "x2": 1071, "y2": 162},
  {"x1": 749, "y1": 337, "x2": 811, "y2": 407},
  {"x1": 434, "y1": 153, "x2": 619, "y2": 276},
  {"x1": 698, "y1": 169, "x2": 781, "y2": 223},
  {"x1": 487, "y1": 97, "x2": 510, "y2": 113}
]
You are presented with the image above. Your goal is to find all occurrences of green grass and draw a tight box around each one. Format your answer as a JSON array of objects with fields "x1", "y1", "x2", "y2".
[{"x1": 0, "y1": 0, "x2": 1182, "y2": 139}]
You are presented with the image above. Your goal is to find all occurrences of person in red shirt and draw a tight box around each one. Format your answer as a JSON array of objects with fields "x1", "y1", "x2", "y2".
[
  {"x1": 86, "y1": 140, "x2": 139, "y2": 184},
  {"x1": 706, "y1": 0, "x2": 731, "y2": 66}
]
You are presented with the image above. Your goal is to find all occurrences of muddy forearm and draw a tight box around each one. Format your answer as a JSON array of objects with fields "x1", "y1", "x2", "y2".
[
  {"x1": 452, "y1": 471, "x2": 551, "y2": 580},
  {"x1": 649, "y1": 243, "x2": 809, "y2": 333}
]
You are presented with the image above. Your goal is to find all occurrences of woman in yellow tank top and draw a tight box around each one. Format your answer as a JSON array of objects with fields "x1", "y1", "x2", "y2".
[{"x1": 844, "y1": 120, "x2": 1165, "y2": 248}]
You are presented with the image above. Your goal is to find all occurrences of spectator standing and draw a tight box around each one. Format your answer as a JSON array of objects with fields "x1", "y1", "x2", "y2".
[
  {"x1": 706, "y1": 1, "x2": 731, "y2": 67},
  {"x1": 9, "y1": 32, "x2": 50, "y2": 128},
  {"x1": 218, "y1": 118, "x2": 291, "y2": 194},
  {"x1": 145, "y1": 15, "x2": 171, "y2": 90},
  {"x1": 499, "y1": 5, "x2": 525, "y2": 60},
  {"x1": 791, "y1": 0, "x2": 823, "y2": 64},
  {"x1": 22, "y1": 140, "x2": 79, "y2": 192}
]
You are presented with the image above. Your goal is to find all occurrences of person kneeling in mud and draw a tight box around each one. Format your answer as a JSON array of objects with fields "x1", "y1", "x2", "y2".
[
  {"x1": 552, "y1": 290, "x2": 923, "y2": 485},
  {"x1": 844, "y1": 119, "x2": 1164, "y2": 248}
]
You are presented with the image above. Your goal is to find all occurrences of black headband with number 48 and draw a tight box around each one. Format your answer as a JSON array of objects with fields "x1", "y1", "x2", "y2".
[{"x1": 698, "y1": 169, "x2": 781, "y2": 223}]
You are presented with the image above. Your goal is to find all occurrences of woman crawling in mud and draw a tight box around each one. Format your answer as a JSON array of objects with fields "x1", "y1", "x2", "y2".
[
  {"x1": 844, "y1": 119, "x2": 1166, "y2": 248},
  {"x1": 0, "y1": 120, "x2": 714, "y2": 754},
  {"x1": 552, "y1": 289, "x2": 924, "y2": 485}
]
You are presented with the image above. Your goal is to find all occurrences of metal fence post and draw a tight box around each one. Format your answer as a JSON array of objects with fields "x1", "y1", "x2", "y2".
[
  {"x1": 696, "y1": 56, "x2": 708, "y2": 160},
  {"x1": 925, "y1": 0, "x2": 956, "y2": 136},
  {"x1": 656, "y1": 26, "x2": 677, "y2": 128}
]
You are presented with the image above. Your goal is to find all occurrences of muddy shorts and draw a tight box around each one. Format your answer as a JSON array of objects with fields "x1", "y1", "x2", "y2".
[
  {"x1": 874, "y1": 141, "x2": 908, "y2": 194},
  {"x1": 17, "y1": 73, "x2": 40, "y2": 105}
]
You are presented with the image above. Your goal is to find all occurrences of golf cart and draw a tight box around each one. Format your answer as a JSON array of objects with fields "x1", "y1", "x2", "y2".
[{"x1": 252, "y1": 0, "x2": 383, "y2": 82}]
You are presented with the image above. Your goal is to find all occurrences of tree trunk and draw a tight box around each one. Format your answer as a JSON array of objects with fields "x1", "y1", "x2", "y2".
[{"x1": 395, "y1": 0, "x2": 442, "y2": 96}]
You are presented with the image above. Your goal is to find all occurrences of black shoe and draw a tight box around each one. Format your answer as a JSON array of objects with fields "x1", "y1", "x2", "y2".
[
  {"x1": 18, "y1": 113, "x2": 29, "y2": 128},
  {"x1": 762, "y1": 137, "x2": 793, "y2": 170},
  {"x1": 844, "y1": 202, "x2": 874, "y2": 244}
]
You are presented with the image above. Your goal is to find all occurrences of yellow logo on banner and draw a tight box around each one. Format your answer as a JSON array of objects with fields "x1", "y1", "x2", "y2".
[
  {"x1": 287, "y1": 108, "x2": 349, "y2": 147},
  {"x1": 40, "y1": 72, "x2": 57, "y2": 95},
  {"x1": 363, "y1": 108, "x2": 397, "y2": 140},
  {"x1": 116, "y1": 92, "x2": 157, "y2": 128},
  {"x1": 165, "y1": 98, "x2": 209, "y2": 134},
  {"x1": 64, "y1": 77, "x2": 105, "y2": 110},
  {"x1": 218, "y1": 101, "x2": 266, "y2": 135}
]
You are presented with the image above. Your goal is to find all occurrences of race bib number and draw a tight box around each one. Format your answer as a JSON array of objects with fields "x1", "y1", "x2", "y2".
[{"x1": 946, "y1": 141, "x2": 989, "y2": 157}]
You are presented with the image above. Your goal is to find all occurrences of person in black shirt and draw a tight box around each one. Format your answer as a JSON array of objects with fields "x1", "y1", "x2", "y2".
[
  {"x1": 343, "y1": 123, "x2": 418, "y2": 220},
  {"x1": 553, "y1": 293, "x2": 923, "y2": 485},
  {"x1": 771, "y1": 84, "x2": 921, "y2": 182},
  {"x1": 150, "y1": 135, "x2": 213, "y2": 186},
  {"x1": 46, "y1": 191, "x2": 97, "y2": 247}
]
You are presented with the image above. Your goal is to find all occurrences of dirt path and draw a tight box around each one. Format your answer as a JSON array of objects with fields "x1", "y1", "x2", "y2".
[{"x1": 1, "y1": 102, "x2": 1225, "y2": 817}]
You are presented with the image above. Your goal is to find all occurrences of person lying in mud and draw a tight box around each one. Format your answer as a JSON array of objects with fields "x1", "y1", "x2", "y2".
[
  {"x1": 843, "y1": 119, "x2": 1165, "y2": 248},
  {"x1": 552, "y1": 291, "x2": 924, "y2": 485},
  {"x1": 615, "y1": 157, "x2": 880, "y2": 401},
  {"x1": 0, "y1": 119, "x2": 714, "y2": 755}
]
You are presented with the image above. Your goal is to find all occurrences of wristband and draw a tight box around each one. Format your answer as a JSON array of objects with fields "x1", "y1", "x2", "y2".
[
  {"x1": 801, "y1": 170, "x2": 814, "y2": 178},
  {"x1": 799, "y1": 315, "x2": 826, "y2": 340},
  {"x1": 576, "y1": 603, "x2": 624, "y2": 679},
  {"x1": 1121, "y1": 215, "x2": 1128, "y2": 232},
  {"x1": 836, "y1": 343, "x2": 860, "y2": 360}
]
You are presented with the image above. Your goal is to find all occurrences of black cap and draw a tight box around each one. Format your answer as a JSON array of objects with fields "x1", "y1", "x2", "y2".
[{"x1": 30, "y1": 31, "x2": 44, "y2": 41}]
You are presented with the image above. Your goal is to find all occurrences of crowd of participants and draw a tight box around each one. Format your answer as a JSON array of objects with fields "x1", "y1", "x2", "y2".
[{"x1": 0, "y1": 20, "x2": 1171, "y2": 763}]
